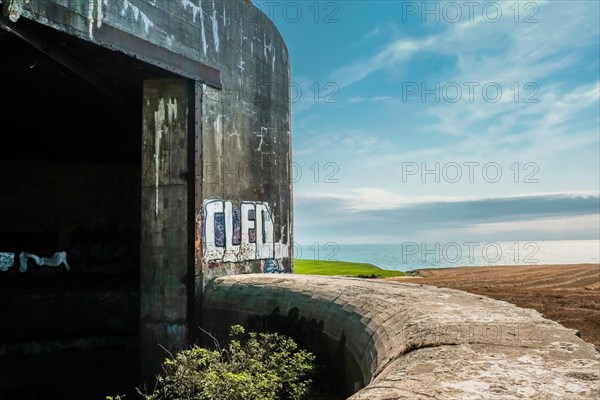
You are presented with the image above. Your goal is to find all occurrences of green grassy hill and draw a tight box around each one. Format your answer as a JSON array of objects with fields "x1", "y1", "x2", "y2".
[{"x1": 294, "y1": 259, "x2": 404, "y2": 278}]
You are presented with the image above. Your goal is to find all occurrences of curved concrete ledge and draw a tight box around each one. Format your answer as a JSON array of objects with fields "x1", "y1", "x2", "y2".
[{"x1": 202, "y1": 274, "x2": 600, "y2": 399}]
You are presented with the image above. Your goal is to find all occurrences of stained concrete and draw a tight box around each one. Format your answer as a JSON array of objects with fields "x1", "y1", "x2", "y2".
[
  {"x1": 203, "y1": 274, "x2": 600, "y2": 399},
  {"x1": 8, "y1": 0, "x2": 293, "y2": 284},
  {"x1": 141, "y1": 79, "x2": 195, "y2": 374},
  {"x1": 2, "y1": 0, "x2": 292, "y2": 381}
]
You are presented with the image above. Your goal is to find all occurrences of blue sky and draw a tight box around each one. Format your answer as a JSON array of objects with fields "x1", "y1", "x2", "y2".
[{"x1": 256, "y1": 0, "x2": 600, "y2": 245}]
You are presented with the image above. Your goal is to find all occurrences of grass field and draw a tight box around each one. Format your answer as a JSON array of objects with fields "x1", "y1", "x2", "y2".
[{"x1": 294, "y1": 259, "x2": 405, "y2": 278}]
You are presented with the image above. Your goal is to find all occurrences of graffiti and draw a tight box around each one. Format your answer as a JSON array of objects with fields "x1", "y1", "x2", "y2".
[
  {"x1": 0, "y1": 251, "x2": 70, "y2": 273},
  {"x1": 202, "y1": 200, "x2": 289, "y2": 263},
  {"x1": 19, "y1": 251, "x2": 70, "y2": 273},
  {"x1": 0, "y1": 252, "x2": 15, "y2": 272},
  {"x1": 1, "y1": 225, "x2": 137, "y2": 273},
  {"x1": 264, "y1": 259, "x2": 288, "y2": 274}
]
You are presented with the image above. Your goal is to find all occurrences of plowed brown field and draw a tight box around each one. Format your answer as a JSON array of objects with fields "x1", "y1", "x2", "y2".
[{"x1": 392, "y1": 264, "x2": 600, "y2": 351}]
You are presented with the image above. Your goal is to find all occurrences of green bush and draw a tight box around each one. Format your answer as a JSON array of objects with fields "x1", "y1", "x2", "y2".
[{"x1": 141, "y1": 325, "x2": 316, "y2": 400}]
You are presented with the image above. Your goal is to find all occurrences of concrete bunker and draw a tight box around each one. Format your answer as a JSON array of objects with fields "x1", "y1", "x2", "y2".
[
  {"x1": 1, "y1": 2, "x2": 599, "y2": 400},
  {"x1": 1, "y1": 0, "x2": 292, "y2": 397}
]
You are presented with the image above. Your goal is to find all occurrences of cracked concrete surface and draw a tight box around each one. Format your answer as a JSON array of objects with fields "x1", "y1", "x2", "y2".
[{"x1": 203, "y1": 274, "x2": 599, "y2": 399}]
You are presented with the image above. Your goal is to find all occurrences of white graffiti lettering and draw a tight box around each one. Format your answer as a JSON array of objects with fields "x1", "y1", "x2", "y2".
[
  {"x1": 19, "y1": 251, "x2": 70, "y2": 273},
  {"x1": 0, "y1": 251, "x2": 70, "y2": 273},
  {"x1": 0, "y1": 252, "x2": 15, "y2": 272},
  {"x1": 202, "y1": 200, "x2": 289, "y2": 262}
]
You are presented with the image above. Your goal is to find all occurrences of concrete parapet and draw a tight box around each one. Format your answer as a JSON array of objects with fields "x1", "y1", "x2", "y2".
[{"x1": 203, "y1": 274, "x2": 600, "y2": 399}]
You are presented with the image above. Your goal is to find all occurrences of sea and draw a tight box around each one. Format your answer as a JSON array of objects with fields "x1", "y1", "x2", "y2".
[{"x1": 296, "y1": 240, "x2": 600, "y2": 272}]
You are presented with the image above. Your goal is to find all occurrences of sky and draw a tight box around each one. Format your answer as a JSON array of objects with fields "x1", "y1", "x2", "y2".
[{"x1": 255, "y1": 0, "x2": 600, "y2": 245}]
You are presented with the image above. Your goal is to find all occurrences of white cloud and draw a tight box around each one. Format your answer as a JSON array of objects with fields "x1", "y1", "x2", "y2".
[
  {"x1": 365, "y1": 25, "x2": 380, "y2": 39},
  {"x1": 459, "y1": 214, "x2": 600, "y2": 235},
  {"x1": 329, "y1": 37, "x2": 435, "y2": 89},
  {"x1": 299, "y1": 0, "x2": 599, "y2": 196},
  {"x1": 347, "y1": 96, "x2": 393, "y2": 104},
  {"x1": 292, "y1": 1, "x2": 599, "y2": 243},
  {"x1": 294, "y1": 192, "x2": 600, "y2": 244},
  {"x1": 297, "y1": 189, "x2": 600, "y2": 213}
]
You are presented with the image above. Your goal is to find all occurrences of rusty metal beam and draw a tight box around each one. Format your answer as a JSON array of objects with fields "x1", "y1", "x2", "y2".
[{"x1": 189, "y1": 81, "x2": 203, "y2": 342}]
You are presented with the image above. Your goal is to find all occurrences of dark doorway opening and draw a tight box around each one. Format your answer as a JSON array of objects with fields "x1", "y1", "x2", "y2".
[{"x1": 0, "y1": 18, "x2": 176, "y2": 399}]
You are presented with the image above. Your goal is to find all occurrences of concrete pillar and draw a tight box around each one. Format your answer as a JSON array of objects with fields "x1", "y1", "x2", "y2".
[{"x1": 140, "y1": 79, "x2": 201, "y2": 377}]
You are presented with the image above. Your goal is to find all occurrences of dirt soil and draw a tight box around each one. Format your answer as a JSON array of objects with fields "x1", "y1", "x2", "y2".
[{"x1": 392, "y1": 264, "x2": 600, "y2": 351}]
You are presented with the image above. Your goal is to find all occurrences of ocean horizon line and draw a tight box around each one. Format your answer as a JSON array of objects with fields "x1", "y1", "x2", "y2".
[{"x1": 294, "y1": 240, "x2": 600, "y2": 272}]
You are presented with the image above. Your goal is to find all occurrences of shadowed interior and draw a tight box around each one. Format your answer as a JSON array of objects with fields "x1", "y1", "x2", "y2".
[{"x1": 0, "y1": 19, "x2": 173, "y2": 399}]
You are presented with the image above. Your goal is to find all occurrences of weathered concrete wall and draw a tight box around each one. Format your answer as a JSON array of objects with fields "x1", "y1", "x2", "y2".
[
  {"x1": 203, "y1": 275, "x2": 600, "y2": 399},
  {"x1": 192, "y1": 1, "x2": 292, "y2": 281},
  {"x1": 140, "y1": 79, "x2": 196, "y2": 374},
  {"x1": 12, "y1": 0, "x2": 293, "y2": 285},
  {"x1": 1, "y1": 0, "x2": 292, "y2": 386}
]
